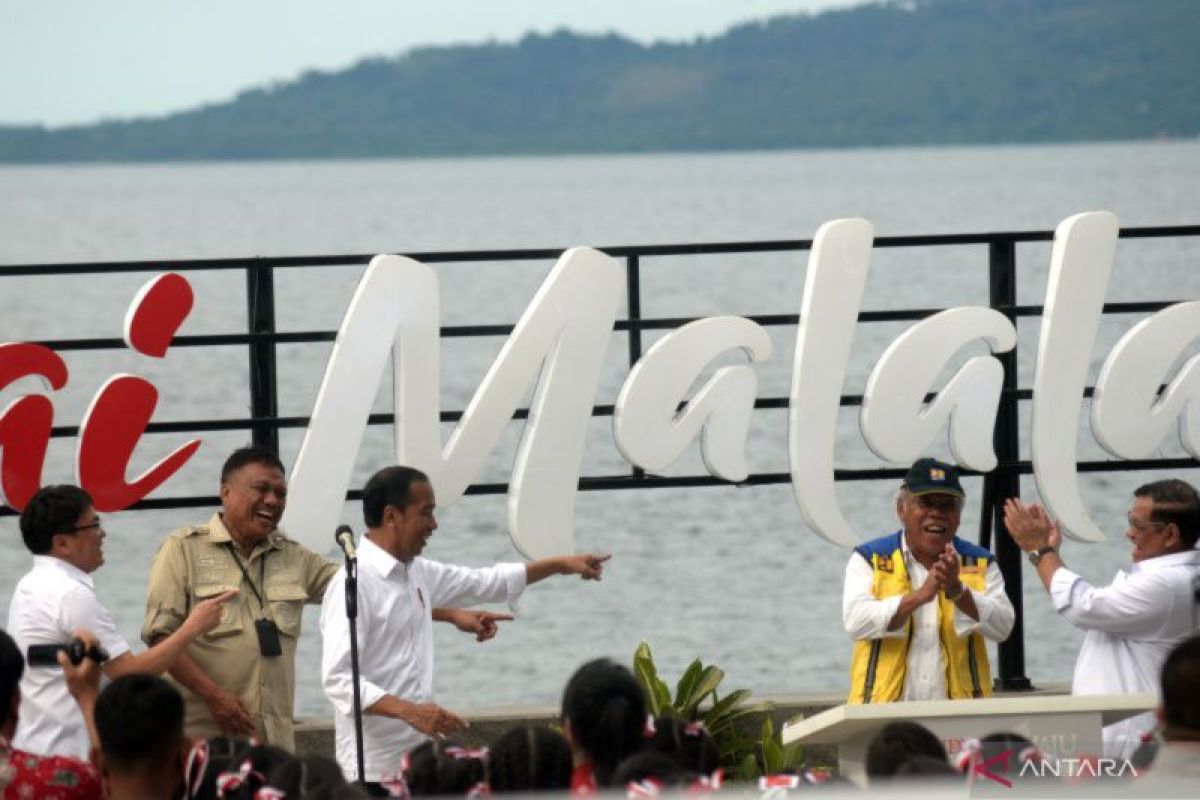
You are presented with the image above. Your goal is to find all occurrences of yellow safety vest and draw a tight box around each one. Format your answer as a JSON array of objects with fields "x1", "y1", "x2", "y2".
[{"x1": 847, "y1": 533, "x2": 993, "y2": 704}]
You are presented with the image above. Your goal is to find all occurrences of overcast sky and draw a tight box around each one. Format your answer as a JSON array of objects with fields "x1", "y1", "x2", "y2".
[{"x1": 3, "y1": 0, "x2": 861, "y2": 127}]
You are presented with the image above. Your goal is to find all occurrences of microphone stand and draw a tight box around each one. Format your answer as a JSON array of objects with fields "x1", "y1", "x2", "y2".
[{"x1": 343, "y1": 550, "x2": 366, "y2": 784}]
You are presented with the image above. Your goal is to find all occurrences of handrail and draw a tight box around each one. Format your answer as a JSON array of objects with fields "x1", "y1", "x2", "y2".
[{"x1": 3, "y1": 223, "x2": 1199, "y2": 690}]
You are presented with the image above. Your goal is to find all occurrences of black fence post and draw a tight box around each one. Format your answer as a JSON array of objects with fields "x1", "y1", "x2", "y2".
[
  {"x1": 246, "y1": 264, "x2": 279, "y2": 454},
  {"x1": 989, "y1": 240, "x2": 1032, "y2": 690},
  {"x1": 626, "y1": 254, "x2": 646, "y2": 480}
]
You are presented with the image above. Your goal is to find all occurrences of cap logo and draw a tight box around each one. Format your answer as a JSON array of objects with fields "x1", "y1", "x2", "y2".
[{"x1": 929, "y1": 468, "x2": 945, "y2": 481}]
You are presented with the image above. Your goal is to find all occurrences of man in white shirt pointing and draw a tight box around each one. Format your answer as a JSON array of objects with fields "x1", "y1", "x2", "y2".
[
  {"x1": 319, "y1": 465, "x2": 609, "y2": 786},
  {"x1": 1004, "y1": 478, "x2": 1200, "y2": 758},
  {"x1": 7, "y1": 485, "x2": 234, "y2": 758}
]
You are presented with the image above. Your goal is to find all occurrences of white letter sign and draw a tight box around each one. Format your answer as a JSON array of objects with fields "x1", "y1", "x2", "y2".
[
  {"x1": 1031, "y1": 211, "x2": 1119, "y2": 543},
  {"x1": 789, "y1": 218, "x2": 875, "y2": 547},
  {"x1": 861, "y1": 307, "x2": 1016, "y2": 471},
  {"x1": 614, "y1": 316, "x2": 771, "y2": 481}
]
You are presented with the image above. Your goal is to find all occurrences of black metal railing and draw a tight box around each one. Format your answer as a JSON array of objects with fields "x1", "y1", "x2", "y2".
[{"x1": 4, "y1": 224, "x2": 1199, "y2": 688}]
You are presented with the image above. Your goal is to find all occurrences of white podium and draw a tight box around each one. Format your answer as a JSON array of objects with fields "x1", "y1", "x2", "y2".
[{"x1": 782, "y1": 693, "x2": 1155, "y2": 786}]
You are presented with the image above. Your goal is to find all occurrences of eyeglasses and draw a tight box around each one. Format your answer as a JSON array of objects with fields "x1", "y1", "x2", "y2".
[
  {"x1": 1126, "y1": 513, "x2": 1168, "y2": 533},
  {"x1": 64, "y1": 518, "x2": 102, "y2": 534}
]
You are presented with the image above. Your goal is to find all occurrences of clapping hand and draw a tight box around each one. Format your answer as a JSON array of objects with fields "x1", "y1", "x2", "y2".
[{"x1": 1004, "y1": 498, "x2": 1061, "y2": 552}]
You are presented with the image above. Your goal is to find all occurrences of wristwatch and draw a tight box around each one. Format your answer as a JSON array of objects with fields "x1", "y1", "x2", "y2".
[{"x1": 1028, "y1": 545, "x2": 1056, "y2": 566}]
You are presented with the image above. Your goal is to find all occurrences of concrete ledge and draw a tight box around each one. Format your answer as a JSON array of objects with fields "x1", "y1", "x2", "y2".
[{"x1": 294, "y1": 684, "x2": 1071, "y2": 765}]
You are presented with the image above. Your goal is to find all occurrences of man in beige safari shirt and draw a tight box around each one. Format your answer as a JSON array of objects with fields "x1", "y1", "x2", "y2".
[
  {"x1": 141, "y1": 445, "x2": 337, "y2": 750},
  {"x1": 142, "y1": 445, "x2": 511, "y2": 751}
]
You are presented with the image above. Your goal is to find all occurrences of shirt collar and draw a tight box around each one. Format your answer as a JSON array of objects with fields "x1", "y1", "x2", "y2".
[
  {"x1": 33, "y1": 554, "x2": 94, "y2": 588},
  {"x1": 360, "y1": 535, "x2": 403, "y2": 579},
  {"x1": 207, "y1": 513, "x2": 284, "y2": 554},
  {"x1": 899, "y1": 530, "x2": 920, "y2": 569},
  {"x1": 1129, "y1": 547, "x2": 1200, "y2": 573}
]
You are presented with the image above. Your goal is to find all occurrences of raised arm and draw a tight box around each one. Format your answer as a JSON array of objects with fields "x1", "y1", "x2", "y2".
[
  {"x1": 106, "y1": 590, "x2": 237, "y2": 679},
  {"x1": 524, "y1": 553, "x2": 610, "y2": 584},
  {"x1": 433, "y1": 607, "x2": 514, "y2": 641}
]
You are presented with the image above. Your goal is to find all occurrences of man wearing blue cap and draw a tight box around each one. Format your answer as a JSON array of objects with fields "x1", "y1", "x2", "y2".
[{"x1": 843, "y1": 458, "x2": 1015, "y2": 702}]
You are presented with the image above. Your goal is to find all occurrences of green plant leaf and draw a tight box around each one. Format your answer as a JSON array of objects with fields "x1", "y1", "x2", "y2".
[
  {"x1": 674, "y1": 659, "x2": 705, "y2": 716},
  {"x1": 692, "y1": 665, "x2": 725, "y2": 704},
  {"x1": 632, "y1": 640, "x2": 670, "y2": 717},
  {"x1": 704, "y1": 688, "x2": 752, "y2": 727},
  {"x1": 781, "y1": 740, "x2": 806, "y2": 771}
]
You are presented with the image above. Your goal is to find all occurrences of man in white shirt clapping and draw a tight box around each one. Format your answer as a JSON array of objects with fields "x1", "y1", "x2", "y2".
[
  {"x1": 1004, "y1": 479, "x2": 1200, "y2": 759},
  {"x1": 6, "y1": 485, "x2": 234, "y2": 758},
  {"x1": 319, "y1": 465, "x2": 609, "y2": 787}
]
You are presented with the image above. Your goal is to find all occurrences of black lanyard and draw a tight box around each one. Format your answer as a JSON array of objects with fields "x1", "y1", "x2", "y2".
[{"x1": 228, "y1": 545, "x2": 268, "y2": 616}]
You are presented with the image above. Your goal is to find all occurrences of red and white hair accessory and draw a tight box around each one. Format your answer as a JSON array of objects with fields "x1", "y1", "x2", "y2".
[
  {"x1": 1016, "y1": 745, "x2": 1042, "y2": 764},
  {"x1": 954, "y1": 737, "x2": 983, "y2": 772},
  {"x1": 444, "y1": 746, "x2": 490, "y2": 761},
  {"x1": 799, "y1": 767, "x2": 833, "y2": 785},
  {"x1": 216, "y1": 759, "x2": 265, "y2": 796},
  {"x1": 184, "y1": 738, "x2": 210, "y2": 799},
  {"x1": 626, "y1": 778, "x2": 664, "y2": 798},
  {"x1": 686, "y1": 768, "x2": 723, "y2": 794},
  {"x1": 644, "y1": 714, "x2": 657, "y2": 738},
  {"x1": 379, "y1": 751, "x2": 413, "y2": 799},
  {"x1": 465, "y1": 781, "x2": 491, "y2": 800},
  {"x1": 683, "y1": 721, "x2": 708, "y2": 737}
]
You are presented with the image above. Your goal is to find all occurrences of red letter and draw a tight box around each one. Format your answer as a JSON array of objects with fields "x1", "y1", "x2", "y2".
[
  {"x1": 0, "y1": 343, "x2": 68, "y2": 510},
  {"x1": 125, "y1": 273, "x2": 193, "y2": 357},
  {"x1": 77, "y1": 376, "x2": 200, "y2": 511},
  {"x1": 76, "y1": 273, "x2": 200, "y2": 511}
]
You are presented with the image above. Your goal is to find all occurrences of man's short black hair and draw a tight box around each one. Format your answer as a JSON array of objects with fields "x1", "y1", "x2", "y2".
[
  {"x1": 1135, "y1": 479, "x2": 1200, "y2": 548},
  {"x1": 220, "y1": 445, "x2": 285, "y2": 484},
  {"x1": 19, "y1": 484, "x2": 92, "y2": 555},
  {"x1": 95, "y1": 674, "x2": 185, "y2": 770},
  {"x1": 0, "y1": 629, "x2": 24, "y2": 724},
  {"x1": 866, "y1": 721, "x2": 948, "y2": 780},
  {"x1": 362, "y1": 466, "x2": 430, "y2": 527},
  {"x1": 1161, "y1": 635, "x2": 1200, "y2": 736}
]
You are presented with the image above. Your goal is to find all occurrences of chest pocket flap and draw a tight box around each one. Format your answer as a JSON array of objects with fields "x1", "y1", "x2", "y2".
[
  {"x1": 194, "y1": 583, "x2": 242, "y2": 638},
  {"x1": 265, "y1": 584, "x2": 308, "y2": 638}
]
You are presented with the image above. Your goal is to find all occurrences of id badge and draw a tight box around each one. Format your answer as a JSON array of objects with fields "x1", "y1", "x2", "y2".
[{"x1": 254, "y1": 618, "x2": 283, "y2": 657}]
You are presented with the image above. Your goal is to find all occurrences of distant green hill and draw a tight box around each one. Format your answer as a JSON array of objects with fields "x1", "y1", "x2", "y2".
[{"x1": 2, "y1": 0, "x2": 1197, "y2": 162}]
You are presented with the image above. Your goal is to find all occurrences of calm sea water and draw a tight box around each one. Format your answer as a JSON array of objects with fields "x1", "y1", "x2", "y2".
[{"x1": 1, "y1": 142, "x2": 1198, "y2": 717}]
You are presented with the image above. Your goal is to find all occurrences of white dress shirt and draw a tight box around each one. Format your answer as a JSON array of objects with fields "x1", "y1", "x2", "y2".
[
  {"x1": 1051, "y1": 548, "x2": 1200, "y2": 758},
  {"x1": 320, "y1": 536, "x2": 527, "y2": 782},
  {"x1": 6, "y1": 555, "x2": 131, "y2": 758},
  {"x1": 843, "y1": 533, "x2": 1015, "y2": 700}
]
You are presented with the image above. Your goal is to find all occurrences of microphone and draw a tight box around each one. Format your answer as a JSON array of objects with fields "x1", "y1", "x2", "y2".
[{"x1": 335, "y1": 525, "x2": 357, "y2": 561}]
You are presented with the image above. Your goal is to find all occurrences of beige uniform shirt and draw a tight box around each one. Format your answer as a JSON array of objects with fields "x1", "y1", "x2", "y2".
[{"x1": 141, "y1": 513, "x2": 337, "y2": 751}]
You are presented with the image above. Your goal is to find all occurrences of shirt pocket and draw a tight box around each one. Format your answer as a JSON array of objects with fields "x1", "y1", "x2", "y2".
[
  {"x1": 194, "y1": 583, "x2": 242, "y2": 639},
  {"x1": 265, "y1": 584, "x2": 308, "y2": 638}
]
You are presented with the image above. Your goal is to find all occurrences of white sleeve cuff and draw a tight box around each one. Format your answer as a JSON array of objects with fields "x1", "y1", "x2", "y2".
[
  {"x1": 876, "y1": 595, "x2": 909, "y2": 639},
  {"x1": 953, "y1": 589, "x2": 982, "y2": 636},
  {"x1": 499, "y1": 562, "x2": 527, "y2": 613},
  {"x1": 1050, "y1": 566, "x2": 1082, "y2": 612}
]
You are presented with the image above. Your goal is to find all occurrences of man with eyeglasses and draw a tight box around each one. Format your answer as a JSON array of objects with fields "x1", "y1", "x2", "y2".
[
  {"x1": 1004, "y1": 479, "x2": 1200, "y2": 758},
  {"x1": 843, "y1": 458, "x2": 1015, "y2": 703},
  {"x1": 6, "y1": 484, "x2": 234, "y2": 758}
]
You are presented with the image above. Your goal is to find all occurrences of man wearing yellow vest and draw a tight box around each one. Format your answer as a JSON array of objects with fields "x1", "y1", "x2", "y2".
[{"x1": 843, "y1": 458, "x2": 1015, "y2": 703}]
